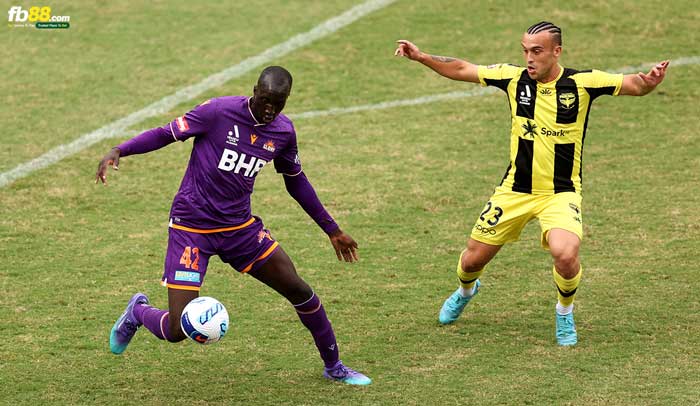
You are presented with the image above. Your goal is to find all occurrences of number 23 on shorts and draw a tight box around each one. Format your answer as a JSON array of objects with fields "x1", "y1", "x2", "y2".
[{"x1": 479, "y1": 201, "x2": 504, "y2": 226}]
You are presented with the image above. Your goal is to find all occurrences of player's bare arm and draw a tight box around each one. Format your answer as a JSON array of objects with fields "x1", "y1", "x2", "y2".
[
  {"x1": 394, "y1": 39, "x2": 480, "y2": 83},
  {"x1": 96, "y1": 147, "x2": 121, "y2": 185},
  {"x1": 620, "y1": 60, "x2": 669, "y2": 96},
  {"x1": 328, "y1": 228, "x2": 359, "y2": 263}
]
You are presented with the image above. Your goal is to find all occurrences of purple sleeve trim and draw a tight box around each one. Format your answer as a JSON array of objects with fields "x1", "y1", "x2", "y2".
[
  {"x1": 283, "y1": 172, "x2": 339, "y2": 235},
  {"x1": 115, "y1": 126, "x2": 175, "y2": 157}
]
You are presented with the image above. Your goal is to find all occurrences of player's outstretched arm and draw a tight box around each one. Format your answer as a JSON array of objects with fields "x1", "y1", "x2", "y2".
[
  {"x1": 95, "y1": 127, "x2": 176, "y2": 185},
  {"x1": 394, "y1": 39, "x2": 480, "y2": 83},
  {"x1": 620, "y1": 60, "x2": 669, "y2": 96},
  {"x1": 283, "y1": 172, "x2": 358, "y2": 262}
]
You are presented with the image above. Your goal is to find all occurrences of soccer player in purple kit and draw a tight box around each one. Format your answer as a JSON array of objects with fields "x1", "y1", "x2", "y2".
[{"x1": 96, "y1": 66, "x2": 371, "y2": 385}]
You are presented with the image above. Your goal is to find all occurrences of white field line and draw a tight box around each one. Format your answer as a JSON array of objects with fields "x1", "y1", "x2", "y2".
[
  {"x1": 103, "y1": 55, "x2": 700, "y2": 135},
  {"x1": 0, "y1": 0, "x2": 395, "y2": 189},
  {"x1": 289, "y1": 56, "x2": 700, "y2": 120},
  {"x1": 1, "y1": 54, "x2": 698, "y2": 188}
]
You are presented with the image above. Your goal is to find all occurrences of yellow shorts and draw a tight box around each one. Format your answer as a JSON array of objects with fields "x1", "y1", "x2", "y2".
[{"x1": 470, "y1": 186, "x2": 583, "y2": 249}]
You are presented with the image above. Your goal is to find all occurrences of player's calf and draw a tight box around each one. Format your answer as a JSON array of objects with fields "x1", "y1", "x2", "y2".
[{"x1": 132, "y1": 301, "x2": 187, "y2": 343}]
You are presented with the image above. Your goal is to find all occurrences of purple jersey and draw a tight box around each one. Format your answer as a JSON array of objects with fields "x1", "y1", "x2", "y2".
[{"x1": 165, "y1": 96, "x2": 302, "y2": 229}]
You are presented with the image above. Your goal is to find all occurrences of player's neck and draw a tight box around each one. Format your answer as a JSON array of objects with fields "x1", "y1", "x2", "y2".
[
  {"x1": 247, "y1": 97, "x2": 266, "y2": 126},
  {"x1": 539, "y1": 64, "x2": 562, "y2": 84}
]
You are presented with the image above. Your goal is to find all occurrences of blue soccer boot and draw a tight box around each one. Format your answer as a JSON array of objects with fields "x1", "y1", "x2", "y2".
[{"x1": 438, "y1": 280, "x2": 481, "y2": 325}]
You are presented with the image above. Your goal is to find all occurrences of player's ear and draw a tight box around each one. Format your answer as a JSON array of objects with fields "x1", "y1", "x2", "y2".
[{"x1": 553, "y1": 45, "x2": 562, "y2": 58}]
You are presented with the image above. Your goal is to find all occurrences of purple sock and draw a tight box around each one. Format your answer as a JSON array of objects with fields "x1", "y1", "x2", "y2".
[
  {"x1": 294, "y1": 293, "x2": 339, "y2": 368},
  {"x1": 134, "y1": 304, "x2": 172, "y2": 341}
]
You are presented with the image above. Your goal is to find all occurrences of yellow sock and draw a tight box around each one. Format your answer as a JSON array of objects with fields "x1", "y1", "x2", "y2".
[
  {"x1": 456, "y1": 250, "x2": 484, "y2": 291},
  {"x1": 553, "y1": 265, "x2": 582, "y2": 307}
]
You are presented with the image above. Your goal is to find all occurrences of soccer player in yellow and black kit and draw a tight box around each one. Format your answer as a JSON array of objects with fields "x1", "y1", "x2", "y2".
[{"x1": 395, "y1": 21, "x2": 668, "y2": 345}]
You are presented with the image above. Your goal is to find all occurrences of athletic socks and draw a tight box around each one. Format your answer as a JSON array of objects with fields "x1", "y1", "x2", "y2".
[
  {"x1": 130, "y1": 293, "x2": 342, "y2": 360},
  {"x1": 458, "y1": 285, "x2": 476, "y2": 297},
  {"x1": 293, "y1": 293, "x2": 339, "y2": 368},
  {"x1": 556, "y1": 302, "x2": 574, "y2": 315},
  {"x1": 134, "y1": 304, "x2": 173, "y2": 341},
  {"x1": 553, "y1": 265, "x2": 582, "y2": 308}
]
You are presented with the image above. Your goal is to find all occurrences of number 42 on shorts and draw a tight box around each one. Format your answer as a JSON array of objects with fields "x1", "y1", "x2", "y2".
[{"x1": 179, "y1": 246, "x2": 200, "y2": 270}]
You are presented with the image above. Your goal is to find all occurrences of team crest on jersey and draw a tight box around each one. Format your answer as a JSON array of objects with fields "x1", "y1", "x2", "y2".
[
  {"x1": 539, "y1": 88, "x2": 552, "y2": 95},
  {"x1": 176, "y1": 116, "x2": 189, "y2": 132},
  {"x1": 558, "y1": 92, "x2": 576, "y2": 109},
  {"x1": 250, "y1": 133, "x2": 258, "y2": 144},
  {"x1": 263, "y1": 140, "x2": 276, "y2": 152}
]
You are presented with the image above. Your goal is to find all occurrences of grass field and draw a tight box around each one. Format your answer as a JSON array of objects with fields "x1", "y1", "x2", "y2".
[{"x1": 2, "y1": 0, "x2": 699, "y2": 404}]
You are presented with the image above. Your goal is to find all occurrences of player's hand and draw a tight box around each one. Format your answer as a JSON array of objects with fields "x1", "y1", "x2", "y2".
[
  {"x1": 96, "y1": 148, "x2": 121, "y2": 185},
  {"x1": 395, "y1": 40, "x2": 422, "y2": 61},
  {"x1": 637, "y1": 60, "x2": 669, "y2": 88},
  {"x1": 328, "y1": 229, "x2": 359, "y2": 263}
]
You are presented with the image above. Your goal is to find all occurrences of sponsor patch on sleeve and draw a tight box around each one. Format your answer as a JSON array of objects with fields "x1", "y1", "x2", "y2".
[{"x1": 176, "y1": 116, "x2": 189, "y2": 132}]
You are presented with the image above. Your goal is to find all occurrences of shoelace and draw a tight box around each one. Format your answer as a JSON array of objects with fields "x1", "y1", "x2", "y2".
[
  {"x1": 330, "y1": 365, "x2": 353, "y2": 378},
  {"x1": 449, "y1": 294, "x2": 466, "y2": 308},
  {"x1": 558, "y1": 316, "x2": 575, "y2": 331},
  {"x1": 120, "y1": 319, "x2": 138, "y2": 336}
]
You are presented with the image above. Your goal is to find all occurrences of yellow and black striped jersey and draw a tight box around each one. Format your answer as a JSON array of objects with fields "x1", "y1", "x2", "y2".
[{"x1": 478, "y1": 63, "x2": 623, "y2": 194}]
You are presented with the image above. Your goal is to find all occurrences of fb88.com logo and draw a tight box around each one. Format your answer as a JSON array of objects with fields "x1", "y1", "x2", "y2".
[
  {"x1": 8, "y1": 6, "x2": 69, "y2": 23},
  {"x1": 9, "y1": 6, "x2": 50, "y2": 22}
]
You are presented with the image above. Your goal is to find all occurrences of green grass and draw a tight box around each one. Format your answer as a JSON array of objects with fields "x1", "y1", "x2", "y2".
[{"x1": 1, "y1": 0, "x2": 699, "y2": 404}]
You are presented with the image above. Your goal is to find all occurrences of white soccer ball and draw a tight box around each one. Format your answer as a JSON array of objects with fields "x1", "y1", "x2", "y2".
[{"x1": 180, "y1": 296, "x2": 229, "y2": 345}]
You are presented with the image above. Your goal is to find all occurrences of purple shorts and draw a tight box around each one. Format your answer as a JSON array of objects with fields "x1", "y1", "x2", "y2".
[{"x1": 161, "y1": 217, "x2": 279, "y2": 291}]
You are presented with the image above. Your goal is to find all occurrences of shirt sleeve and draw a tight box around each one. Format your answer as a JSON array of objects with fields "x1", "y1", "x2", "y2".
[
  {"x1": 283, "y1": 171, "x2": 339, "y2": 235},
  {"x1": 574, "y1": 70, "x2": 624, "y2": 98},
  {"x1": 477, "y1": 64, "x2": 523, "y2": 90},
  {"x1": 166, "y1": 99, "x2": 218, "y2": 141},
  {"x1": 116, "y1": 127, "x2": 175, "y2": 157},
  {"x1": 274, "y1": 126, "x2": 303, "y2": 176}
]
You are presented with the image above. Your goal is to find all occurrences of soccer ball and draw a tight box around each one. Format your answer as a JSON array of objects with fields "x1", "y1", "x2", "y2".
[{"x1": 180, "y1": 296, "x2": 229, "y2": 345}]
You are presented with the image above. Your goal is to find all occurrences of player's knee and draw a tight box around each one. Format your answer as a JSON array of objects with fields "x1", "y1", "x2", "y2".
[
  {"x1": 286, "y1": 282, "x2": 314, "y2": 305},
  {"x1": 553, "y1": 251, "x2": 579, "y2": 276}
]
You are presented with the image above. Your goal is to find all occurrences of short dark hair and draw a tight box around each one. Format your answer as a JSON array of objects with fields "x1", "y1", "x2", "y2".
[
  {"x1": 258, "y1": 66, "x2": 293, "y2": 93},
  {"x1": 526, "y1": 21, "x2": 562, "y2": 46}
]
